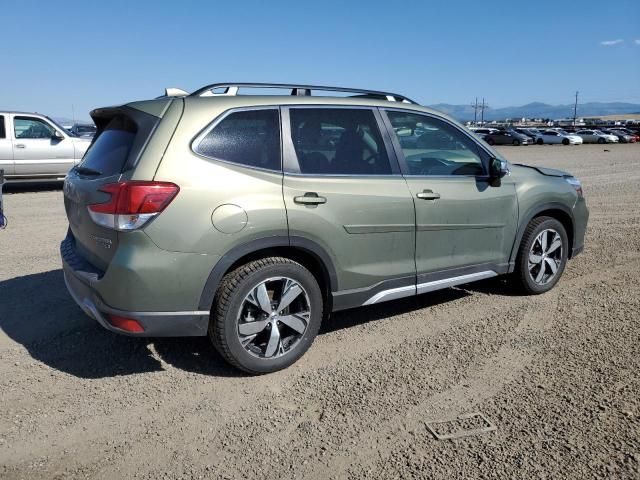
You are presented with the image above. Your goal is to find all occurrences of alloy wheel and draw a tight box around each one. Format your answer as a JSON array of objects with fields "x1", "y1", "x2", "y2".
[
  {"x1": 528, "y1": 229, "x2": 563, "y2": 285},
  {"x1": 236, "y1": 277, "x2": 311, "y2": 359}
]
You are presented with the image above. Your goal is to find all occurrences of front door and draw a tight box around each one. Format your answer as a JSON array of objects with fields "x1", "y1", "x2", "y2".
[
  {"x1": 282, "y1": 106, "x2": 416, "y2": 308},
  {"x1": 0, "y1": 115, "x2": 14, "y2": 175},
  {"x1": 382, "y1": 109, "x2": 518, "y2": 289},
  {"x1": 11, "y1": 115, "x2": 74, "y2": 176}
]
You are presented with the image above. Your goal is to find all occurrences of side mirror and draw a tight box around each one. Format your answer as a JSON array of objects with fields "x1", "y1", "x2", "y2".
[
  {"x1": 52, "y1": 130, "x2": 65, "y2": 140},
  {"x1": 489, "y1": 157, "x2": 510, "y2": 179}
]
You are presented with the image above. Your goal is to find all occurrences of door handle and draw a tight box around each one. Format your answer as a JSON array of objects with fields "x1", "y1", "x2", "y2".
[
  {"x1": 416, "y1": 189, "x2": 440, "y2": 200},
  {"x1": 15, "y1": 144, "x2": 26, "y2": 149},
  {"x1": 294, "y1": 192, "x2": 327, "y2": 205}
]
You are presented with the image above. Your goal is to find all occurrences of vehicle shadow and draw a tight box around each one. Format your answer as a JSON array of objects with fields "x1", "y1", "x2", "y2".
[
  {"x1": 322, "y1": 288, "x2": 470, "y2": 334},
  {"x1": 2, "y1": 182, "x2": 64, "y2": 194},
  {"x1": 456, "y1": 275, "x2": 523, "y2": 297},
  {"x1": 0, "y1": 269, "x2": 476, "y2": 379},
  {"x1": 0, "y1": 269, "x2": 241, "y2": 379}
]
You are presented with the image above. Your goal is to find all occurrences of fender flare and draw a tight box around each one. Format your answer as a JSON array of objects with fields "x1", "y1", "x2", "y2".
[
  {"x1": 508, "y1": 202, "x2": 576, "y2": 267},
  {"x1": 198, "y1": 235, "x2": 338, "y2": 311}
]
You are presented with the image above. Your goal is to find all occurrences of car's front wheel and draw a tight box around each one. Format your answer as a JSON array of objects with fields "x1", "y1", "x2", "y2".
[
  {"x1": 597, "y1": 137, "x2": 605, "y2": 144},
  {"x1": 512, "y1": 217, "x2": 569, "y2": 294},
  {"x1": 562, "y1": 138, "x2": 570, "y2": 145},
  {"x1": 536, "y1": 138, "x2": 544, "y2": 145},
  {"x1": 210, "y1": 257, "x2": 323, "y2": 374},
  {"x1": 512, "y1": 139, "x2": 521, "y2": 146}
]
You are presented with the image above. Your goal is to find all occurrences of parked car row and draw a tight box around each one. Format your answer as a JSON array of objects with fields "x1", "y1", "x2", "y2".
[{"x1": 469, "y1": 126, "x2": 639, "y2": 146}]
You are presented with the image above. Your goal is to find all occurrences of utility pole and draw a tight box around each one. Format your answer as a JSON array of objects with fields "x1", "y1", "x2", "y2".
[
  {"x1": 471, "y1": 97, "x2": 479, "y2": 126},
  {"x1": 480, "y1": 98, "x2": 488, "y2": 125},
  {"x1": 573, "y1": 91, "x2": 579, "y2": 126}
]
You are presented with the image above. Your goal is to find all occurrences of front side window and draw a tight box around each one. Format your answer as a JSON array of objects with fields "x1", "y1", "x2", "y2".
[
  {"x1": 196, "y1": 109, "x2": 281, "y2": 171},
  {"x1": 14, "y1": 117, "x2": 55, "y2": 139},
  {"x1": 386, "y1": 111, "x2": 485, "y2": 176},
  {"x1": 289, "y1": 108, "x2": 392, "y2": 175}
]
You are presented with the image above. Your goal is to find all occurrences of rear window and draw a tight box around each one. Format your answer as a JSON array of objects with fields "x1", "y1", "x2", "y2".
[{"x1": 80, "y1": 116, "x2": 136, "y2": 176}]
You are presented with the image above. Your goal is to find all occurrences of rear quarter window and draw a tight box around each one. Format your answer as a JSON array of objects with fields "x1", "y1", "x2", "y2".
[{"x1": 194, "y1": 109, "x2": 281, "y2": 171}]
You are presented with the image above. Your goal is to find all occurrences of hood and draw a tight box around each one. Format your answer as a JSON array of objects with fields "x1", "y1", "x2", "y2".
[{"x1": 511, "y1": 163, "x2": 571, "y2": 177}]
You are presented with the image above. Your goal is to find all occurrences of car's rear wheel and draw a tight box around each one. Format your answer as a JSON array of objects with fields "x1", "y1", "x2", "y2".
[
  {"x1": 562, "y1": 138, "x2": 570, "y2": 145},
  {"x1": 536, "y1": 138, "x2": 544, "y2": 145},
  {"x1": 597, "y1": 137, "x2": 605, "y2": 144},
  {"x1": 512, "y1": 217, "x2": 568, "y2": 294},
  {"x1": 210, "y1": 257, "x2": 323, "y2": 374},
  {"x1": 512, "y1": 139, "x2": 521, "y2": 146}
]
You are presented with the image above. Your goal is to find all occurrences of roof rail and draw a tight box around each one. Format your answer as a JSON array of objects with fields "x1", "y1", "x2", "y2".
[{"x1": 189, "y1": 83, "x2": 418, "y2": 104}]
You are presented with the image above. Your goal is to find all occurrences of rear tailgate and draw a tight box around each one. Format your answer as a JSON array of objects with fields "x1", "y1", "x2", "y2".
[{"x1": 63, "y1": 99, "x2": 179, "y2": 271}]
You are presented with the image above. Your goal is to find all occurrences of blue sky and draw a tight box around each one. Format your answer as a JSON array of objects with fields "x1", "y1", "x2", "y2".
[{"x1": 2, "y1": 0, "x2": 639, "y2": 120}]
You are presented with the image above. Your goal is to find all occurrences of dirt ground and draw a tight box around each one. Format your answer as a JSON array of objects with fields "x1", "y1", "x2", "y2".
[{"x1": 1, "y1": 144, "x2": 638, "y2": 479}]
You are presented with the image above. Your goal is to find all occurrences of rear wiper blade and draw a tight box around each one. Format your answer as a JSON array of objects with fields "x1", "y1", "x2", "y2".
[{"x1": 74, "y1": 166, "x2": 102, "y2": 176}]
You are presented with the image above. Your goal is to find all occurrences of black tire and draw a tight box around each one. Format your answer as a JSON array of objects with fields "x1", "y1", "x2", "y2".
[
  {"x1": 512, "y1": 139, "x2": 521, "y2": 146},
  {"x1": 209, "y1": 257, "x2": 323, "y2": 374},
  {"x1": 487, "y1": 138, "x2": 495, "y2": 145},
  {"x1": 512, "y1": 216, "x2": 569, "y2": 295},
  {"x1": 597, "y1": 137, "x2": 605, "y2": 144},
  {"x1": 536, "y1": 138, "x2": 544, "y2": 145},
  {"x1": 562, "y1": 138, "x2": 570, "y2": 145}
]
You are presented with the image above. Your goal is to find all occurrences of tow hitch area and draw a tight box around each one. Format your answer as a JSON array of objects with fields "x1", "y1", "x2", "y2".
[
  {"x1": 0, "y1": 169, "x2": 6, "y2": 229},
  {"x1": 425, "y1": 412, "x2": 497, "y2": 440}
]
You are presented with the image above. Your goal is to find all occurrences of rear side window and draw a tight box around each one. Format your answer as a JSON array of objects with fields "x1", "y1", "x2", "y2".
[
  {"x1": 289, "y1": 108, "x2": 392, "y2": 175},
  {"x1": 80, "y1": 115, "x2": 136, "y2": 176},
  {"x1": 0, "y1": 116, "x2": 5, "y2": 138},
  {"x1": 195, "y1": 109, "x2": 281, "y2": 171}
]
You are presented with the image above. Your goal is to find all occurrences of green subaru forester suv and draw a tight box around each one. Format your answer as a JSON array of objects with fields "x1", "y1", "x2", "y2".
[{"x1": 61, "y1": 83, "x2": 588, "y2": 373}]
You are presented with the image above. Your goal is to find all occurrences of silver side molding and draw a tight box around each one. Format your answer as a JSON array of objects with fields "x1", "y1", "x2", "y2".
[
  {"x1": 363, "y1": 285, "x2": 416, "y2": 305},
  {"x1": 362, "y1": 270, "x2": 497, "y2": 306},
  {"x1": 416, "y1": 270, "x2": 497, "y2": 295}
]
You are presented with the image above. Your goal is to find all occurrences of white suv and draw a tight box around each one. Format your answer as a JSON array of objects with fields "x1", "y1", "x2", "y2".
[{"x1": 0, "y1": 111, "x2": 91, "y2": 182}]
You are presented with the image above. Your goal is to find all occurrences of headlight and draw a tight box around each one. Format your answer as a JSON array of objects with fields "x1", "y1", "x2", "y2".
[{"x1": 565, "y1": 176, "x2": 583, "y2": 197}]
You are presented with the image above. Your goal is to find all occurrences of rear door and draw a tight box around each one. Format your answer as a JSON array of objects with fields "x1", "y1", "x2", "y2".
[
  {"x1": 63, "y1": 105, "x2": 165, "y2": 270},
  {"x1": 11, "y1": 115, "x2": 74, "y2": 176},
  {"x1": 541, "y1": 131, "x2": 557, "y2": 144},
  {"x1": 282, "y1": 106, "x2": 416, "y2": 307},
  {"x1": 382, "y1": 109, "x2": 517, "y2": 286},
  {"x1": 494, "y1": 132, "x2": 510, "y2": 144},
  {"x1": 0, "y1": 115, "x2": 14, "y2": 175}
]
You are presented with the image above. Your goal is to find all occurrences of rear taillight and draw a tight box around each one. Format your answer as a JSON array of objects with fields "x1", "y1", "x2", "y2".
[{"x1": 88, "y1": 181, "x2": 179, "y2": 231}]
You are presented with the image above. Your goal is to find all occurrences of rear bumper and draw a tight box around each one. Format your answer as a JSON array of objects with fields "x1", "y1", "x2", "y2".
[{"x1": 61, "y1": 237, "x2": 210, "y2": 337}]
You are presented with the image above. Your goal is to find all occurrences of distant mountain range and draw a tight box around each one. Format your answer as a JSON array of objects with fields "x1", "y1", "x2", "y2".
[{"x1": 427, "y1": 102, "x2": 640, "y2": 122}]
